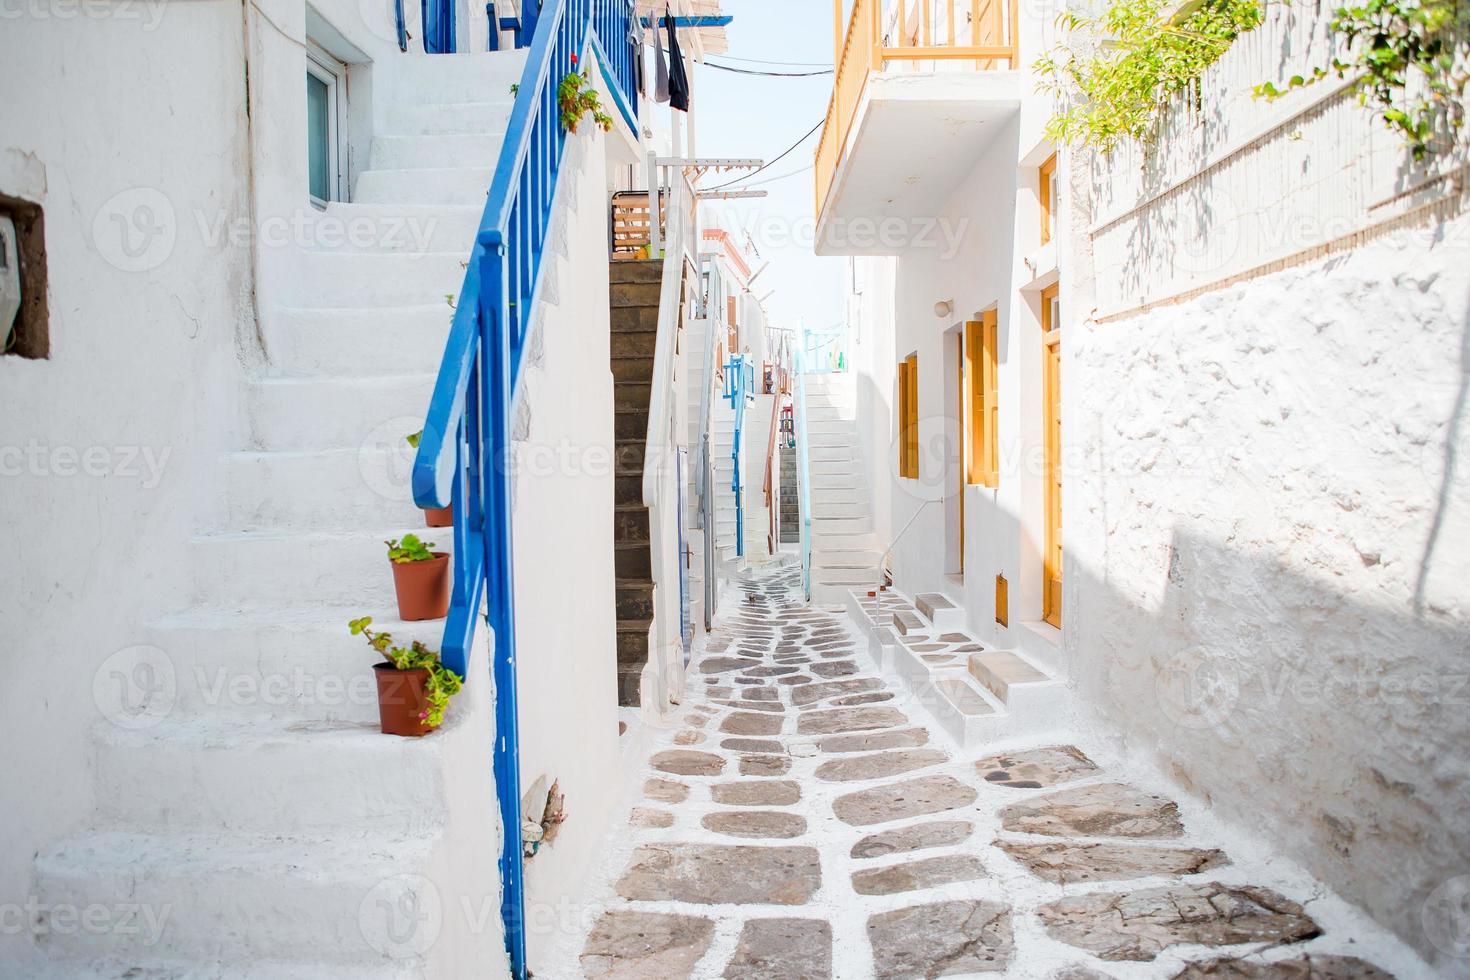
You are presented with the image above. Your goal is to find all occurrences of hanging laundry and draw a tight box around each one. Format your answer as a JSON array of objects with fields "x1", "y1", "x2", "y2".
[
  {"x1": 653, "y1": 12, "x2": 671, "y2": 103},
  {"x1": 665, "y1": 6, "x2": 690, "y2": 112}
]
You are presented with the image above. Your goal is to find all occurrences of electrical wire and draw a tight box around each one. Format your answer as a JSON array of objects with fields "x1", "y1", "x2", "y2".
[
  {"x1": 702, "y1": 59, "x2": 833, "y2": 77},
  {"x1": 704, "y1": 53, "x2": 833, "y2": 68},
  {"x1": 705, "y1": 119, "x2": 824, "y2": 191}
]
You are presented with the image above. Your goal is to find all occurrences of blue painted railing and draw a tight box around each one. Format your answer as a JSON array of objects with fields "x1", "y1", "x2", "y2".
[
  {"x1": 724, "y1": 354, "x2": 756, "y2": 558},
  {"x1": 795, "y1": 330, "x2": 814, "y2": 600},
  {"x1": 409, "y1": 1, "x2": 637, "y2": 975}
]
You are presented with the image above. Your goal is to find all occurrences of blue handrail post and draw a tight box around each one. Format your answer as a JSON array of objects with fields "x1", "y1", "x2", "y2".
[{"x1": 480, "y1": 231, "x2": 527, "y2": 979}]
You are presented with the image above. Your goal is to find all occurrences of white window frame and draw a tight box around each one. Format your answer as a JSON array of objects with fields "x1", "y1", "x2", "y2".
[{"x1": 306, "y1": 41, "x2": 347, "y2": 209}]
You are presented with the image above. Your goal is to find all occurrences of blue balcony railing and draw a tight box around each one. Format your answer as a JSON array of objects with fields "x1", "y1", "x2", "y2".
[{"x1": 409, "y1": 0, "x2": 638, "y2": 975}]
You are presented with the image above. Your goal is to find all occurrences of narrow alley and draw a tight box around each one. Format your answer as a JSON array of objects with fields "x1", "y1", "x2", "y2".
[{"x1": 563, "y1": 562, "x2": 1416, "y2": 979}]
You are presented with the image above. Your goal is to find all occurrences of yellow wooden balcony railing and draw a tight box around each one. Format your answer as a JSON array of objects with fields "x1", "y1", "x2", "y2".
[{"x1": 815, "y1": 0, "x2": 1019, "y2": 216}]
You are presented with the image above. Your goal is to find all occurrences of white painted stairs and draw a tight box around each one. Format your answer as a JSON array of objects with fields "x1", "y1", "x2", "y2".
[
  {"x1": 28, "y1": 52, "x2": 529, "y2": 977},
  {"x1": 800, "y1": 372, "x2": 883, "y2": 601},
  {"x1": 847, "y1": 587, "x2": 1068, "y2": 747}
]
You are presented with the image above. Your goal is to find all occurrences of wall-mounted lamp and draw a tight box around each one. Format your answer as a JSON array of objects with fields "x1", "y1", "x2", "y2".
[{"x1": 933, "y1": 299, "x2": 954, "y2": 319}]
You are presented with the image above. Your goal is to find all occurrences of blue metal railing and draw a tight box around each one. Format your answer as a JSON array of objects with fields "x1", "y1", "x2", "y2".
[
  {"x1": 724, "y1": 354, "x2": 756, "y2": 558},
  {"x1": 409, "y1": 1, "x2": 637, "y2": 975},
  {"x1": 795, "y1": 330, "x2": 814, "y2": 600}
]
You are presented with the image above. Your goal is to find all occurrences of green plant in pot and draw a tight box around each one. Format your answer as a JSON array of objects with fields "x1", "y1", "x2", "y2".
[
  {"x1": 387, "y1": 533, "x2": 451, "y2": 621},
  {"x1": 406, "y1": 431, "x2": 453, "y2": 528},
  {"x1": 350, "y1": 616, "x2": 462, "y2": 736}
]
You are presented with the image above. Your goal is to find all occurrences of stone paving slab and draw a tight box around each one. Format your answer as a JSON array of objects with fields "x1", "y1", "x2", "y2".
[
  {"x1": 739, "y1": 754, "x2": 792, "y2": 776},
  {"x1": 790, "y1": 677, "x2": 883, "y2": 706},
  {"x1": 867, "y1": 900, "x2": 1013, "y2": 977},
  {"x1": 999, "y1": 782, "x2": 1184, "y2": 838},
  {"x1": 834, "y1": 775, "x2": 979, "y2": 826},
  {"x1": 798, "y1": 705, "x2": 910, "y2": 735},
  {"x1": 616, "y1": 843, "x2": 822, "y2": 905},
  {"x1": 814, "y1": 748, "x2": 949, "y2": 783},
  {"x1": 852, "y1": 853, "x2": 989, "y2": 895},
  {"x1": 819, "y1": 728, "x2": 930, "y2": 753},
  {"x1": 651, "y1": 750, "x2": 726, "y2": 777},
  {"x1": 711, "y1": 779, "x2": 802, "y2": 806},
  {"x1": 1172, "y1": 955, "x2": 1394, "y2": 978},
  {"x1": 851, "y1": 820, "x2": 974, "y2": 859},
  {"x1": 722, "y1": 737, "x2": 784, "y2": 754},
  {"x1": 723, "y1": 917, "x2": 833, "y2": 979},
  {"x1": 702, "y1": 810, "x2": 808, "y2": 839},
  {"x1": 998, "y1": 839, "x2": 1229, "y2": 883},
  {"x1": 720, "y1": 711, "x2": 784, "y2": 736},
  {"x1": 975, "y1": 745, "x2": 1098, "y2": 789},
  {"x1": 1035, "y1": 882, "x2": 1321, "y2": 961},
  {"x1": 644, "y1": 778, "x2": 689, "y2": 803},
  {"x1": 581, "y1": 910, "x2": 715, "y2": 979}
]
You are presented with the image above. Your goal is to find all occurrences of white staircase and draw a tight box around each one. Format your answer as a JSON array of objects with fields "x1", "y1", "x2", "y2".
[
  {"x1": 29, "y1": 52, "x2": 527, "y2": 976},
  {"x1": 801, "y1": 372, "x2": 883, "y2": 601},
  {"x1": 847, "y1": 587, "x2": 1069, "y2": 748}
]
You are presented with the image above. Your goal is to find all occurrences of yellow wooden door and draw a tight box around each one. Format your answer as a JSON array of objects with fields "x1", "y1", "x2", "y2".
[{"x1": 1041, "y1": 285, "x2": 1062, "y2": 628}]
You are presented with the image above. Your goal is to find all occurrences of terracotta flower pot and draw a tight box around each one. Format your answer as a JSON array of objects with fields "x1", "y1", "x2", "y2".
[
  {"x1": 423, "y1": 504, "x2": 454, "y2": 528},
  {"x1": 373, "y1": 663, "x2": 434, "y2": 736},
  {"x1": 391, "y1": 552, "x2": 451, "y2": 621}
]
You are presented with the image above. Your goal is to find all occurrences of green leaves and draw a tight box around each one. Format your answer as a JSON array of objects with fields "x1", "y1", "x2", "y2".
[
  {"x1": 405, "y1": 430, "x2": 422, "y2": 449},
  {"x1": 1036, "y1": 0, "x2": 1265, "y2": 150},
  {"x1": 347, "y1": 617, "x2": 462, "y2": 729},
  {"x1": 558, "y1": 70, "x2": 615, "y2": 134},
  {"x1": 386, "y1": 534, "x2": 437, "y2": 563}
]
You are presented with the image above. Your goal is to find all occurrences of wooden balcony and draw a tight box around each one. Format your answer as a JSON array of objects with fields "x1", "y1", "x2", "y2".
[{"x1": 815, "y1": 0, "x2": 1019, "y2": 229}]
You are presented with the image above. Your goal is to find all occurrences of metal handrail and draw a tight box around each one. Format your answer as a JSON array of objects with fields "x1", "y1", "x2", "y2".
[
  {"x1": 725, "y1": 354, "x2": 756, "y2": 558},
  {"x1": 408, "y1": 1, "x2": 638, "y2": 975},
  {"x1": 795, "y1": 329, "x2": 814, "y2": 600}
]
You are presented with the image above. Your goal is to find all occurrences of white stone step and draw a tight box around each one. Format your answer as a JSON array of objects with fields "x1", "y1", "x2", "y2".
[
  {"x1": 93, "y1": 717, "x2": 457, "y2": 834},
  {"x1": 385, "y1": 48, "x2": 528, "y2": 105},
  {"x1": 812, "y1": 530, "x2": 880, "y2": 550},
  {"x1": 807, "y1": 429, "x2": 856, "y2": 449},
  {"x1": 32, "y1": 831, "x2": 444, "y2": 964},
  {"x1": 145, "y1": 605, "x2": 450, "y2": 724},
  {"x1": 811, "y1": 515, "x2": 872, "y2": 535},
  {"x1": 369, "y1": 133, "x2": 503, "y2": 171},
  {"x1": 808, "y1": 445, "x2": 856, "y2": 463},
  {"x1": 809, "y1": 485, "x2": 868, "y2": 504},
  {"x1": 381, "y1": 100, "x2": 514, "y2": 137},
  {"x1": 811, "y1": 459, "x2": 860, "y2": 476},
  {"x1": 812, "y1": 500, "x2": 869, "y2": 520},
  {"x1": 814, "y1": 548, "x2": 883, "y2": 570},
  {"x1": 214, "y1": 448, "x2": 422, "y2": 531},
  {"x1": 968, "y1": 649, "x2": 1064, "y2": 712},
  {"x1": 813, "y1": 565, "x2": 880, "y2": 586},
  {"x1": 191, "y1": 525, "x2": 450, "y2": 607},
  {"x1": 915, "y1": 591, "x2": 966, "y2": 631},
  {"x1": 263, "y1": 304, "x2": 453, "y2": 377},
  {"x1": 810, "y1": 471, "x2": 863, "y2": 489},
  {"x1": 246, "y1": 373, "x2": 435, "y2": 452},
  {"x1": 306, "y1": 202, "x2": 481, "y2": 255},
  {"x1": 292, "y1": 252, "x2": 468, "y2": 308},
  {"x1": 355, "y1": 167, "x2": 493, "y2": 207}
]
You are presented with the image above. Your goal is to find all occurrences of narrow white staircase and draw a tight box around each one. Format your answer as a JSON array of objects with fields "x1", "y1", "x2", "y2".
[
  {"x1": 29, "y1": 51, "x2": 527, "y2": 976},
  {"x1": 801, "y1": 372, "x2": 883, "y2": 601}
]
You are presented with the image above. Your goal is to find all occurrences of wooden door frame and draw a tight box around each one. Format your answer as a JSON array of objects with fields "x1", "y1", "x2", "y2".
[{"x1": 1040, "y1": 283, "x2": 1062, "y2": 628}]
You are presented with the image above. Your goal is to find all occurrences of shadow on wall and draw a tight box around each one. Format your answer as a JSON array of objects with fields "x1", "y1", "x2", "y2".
[
  {"x1": 1070, "y1": 518, "x2": 1470, "y2": 970},
  {"x1": 1416, "y1": 293, "x2": 1470, "y2": 615}
]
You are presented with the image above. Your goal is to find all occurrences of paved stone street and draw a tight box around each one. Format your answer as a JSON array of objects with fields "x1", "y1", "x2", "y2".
[{"x1": 565, "y1": 563, "x2": 1411, "y2": 979}]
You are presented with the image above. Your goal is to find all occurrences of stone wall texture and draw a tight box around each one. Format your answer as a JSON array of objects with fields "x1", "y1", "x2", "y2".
[{"x1": 1069, "y1": 208, "x2": 1470, "y2": 969}]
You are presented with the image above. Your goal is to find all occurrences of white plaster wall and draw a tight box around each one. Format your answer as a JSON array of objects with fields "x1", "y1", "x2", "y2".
[
  {"x1": 847, "y1": 255, "x2": 897, "y2": 550},
  {"x1": 0, "y1": 6, "x2": 251, "y2": 959},
  {"x1": 508, "y1": 126, "x2": 626, "y2": 970},
  {"x1": 1067, "y1": 215, "x2": 1470, "y2": 970}
]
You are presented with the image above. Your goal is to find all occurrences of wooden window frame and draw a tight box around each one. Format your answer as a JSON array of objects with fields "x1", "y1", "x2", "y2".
[
  {"x1": 897, "y1": 354, "x2": 919, "y2": 479},
  {"x1": 962, "y1": 312, "x2": 999, "y2": 487},
  {"x1": 1040, "y1": 283, "x2": 1062, "y2": 628},
  {"x1": 1039, "y1": 152, "x2": 1057, "y2": 246}
]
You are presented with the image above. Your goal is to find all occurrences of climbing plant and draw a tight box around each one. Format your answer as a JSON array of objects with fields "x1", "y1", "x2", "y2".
[
  {"x1": 1255, "y1": 0, "x2": 1468, "y2": 159},
  {"x1": 1035, "y1": 0, "x2": 1265, "y2": 151},
  {"x1": 558, "y1": 65, "x2": 614, "y2": 134}
]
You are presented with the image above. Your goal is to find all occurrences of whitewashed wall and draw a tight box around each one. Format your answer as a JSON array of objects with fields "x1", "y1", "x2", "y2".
[
  {"x1": 1067, "y1": 4, "x2": 1470, "y2": 967},
  {"x1": 0, "y1": 4, "x2": 252, "y2": 962}
]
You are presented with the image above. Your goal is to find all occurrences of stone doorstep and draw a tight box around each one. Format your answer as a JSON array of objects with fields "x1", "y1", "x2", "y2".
[
  {"x1": 913, "y1": 591, "x2": 956, "y2": 621},
  {"x1": 968, "y1": 649, "x2": 1056, "y2": 703}
]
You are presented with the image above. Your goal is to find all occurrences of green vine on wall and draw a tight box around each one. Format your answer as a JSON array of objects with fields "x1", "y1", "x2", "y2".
[
  {"x1": 558, "y1": 67, "x2": 614, "y2": 134},
  {"x1": 1036, "y1": 0, "x2": 1265, "y2": 151},
  {"x1": 1255, "y1": 0, "x2": 1468, "y2": 160}
]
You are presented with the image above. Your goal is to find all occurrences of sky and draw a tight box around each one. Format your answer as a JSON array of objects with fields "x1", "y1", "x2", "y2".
[{"x1": 676, "y1": 0, "x2": 847, "y2": 334}]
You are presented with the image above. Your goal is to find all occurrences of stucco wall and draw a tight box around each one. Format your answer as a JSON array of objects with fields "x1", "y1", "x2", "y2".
[
  {"x1": 1067, "y1": 213, "x2": 1470, "y2": 969},
  {"x1": 0, "y1": 4, "x2": 252, "y2": 958}
]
